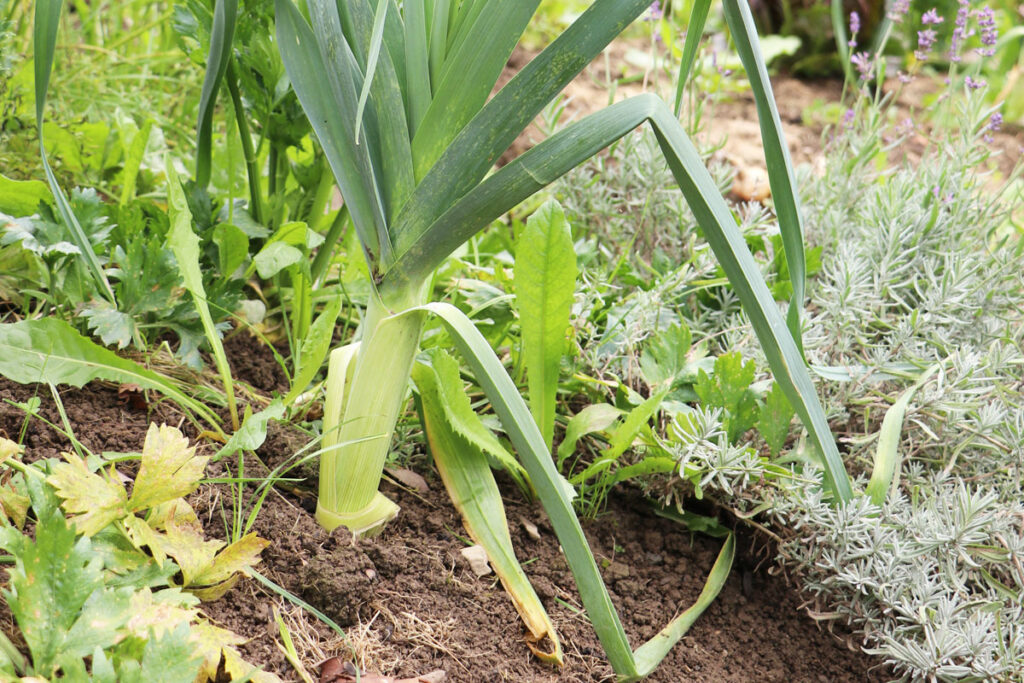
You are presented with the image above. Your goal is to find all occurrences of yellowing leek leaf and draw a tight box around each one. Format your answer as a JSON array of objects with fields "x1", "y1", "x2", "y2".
[{"x1": 413, "y1": 355, "x2": 562, "y2": 664}]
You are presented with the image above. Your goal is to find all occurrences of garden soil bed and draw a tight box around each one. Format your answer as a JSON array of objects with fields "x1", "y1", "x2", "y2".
[{"x1": 0, "y1": 333, "x2": 888, "y2": 682}]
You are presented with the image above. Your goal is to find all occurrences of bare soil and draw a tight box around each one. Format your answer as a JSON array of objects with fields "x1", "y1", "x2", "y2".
[{"x1": 0, "y1": 332, "x2": 887, "y2": 682}]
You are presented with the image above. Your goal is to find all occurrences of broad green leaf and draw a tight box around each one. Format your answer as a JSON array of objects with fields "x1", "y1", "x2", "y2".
[
  {"x1": 0, "y1": 174, "x2": 52, "y2": 216},
  {"x1": 514, "y1": 200, "x2": 577, "y2": 451},
  {"x1": 866, "y1": 364, "x2": 941, "y2": 505},
  {"x1": 0, "y1": 508, "x2": 126, "y2": 675},
  {"x1": 166, "y1": 161, "x2": 238, "y2": 430},
  {"x1": 284, "y1": 297, "x2": 343, "y2": 405},
  {"x1": 604, "y1": 389, "x2": 670, "y2": 460},
  {"x1": 216, "y1": 399, "x2": 287, "y2": 461},
  {"x1": 48, "y1": 452, "x2": 128, "y2": 536},
  {"x1": 212, "y1": 223, "x2": 249, "y2": 277},
  {"x1": 757, "y1": 382, "x2": 795, "y2": 457},
  {"x1": 0, "y1": 318, "x2": 218, "y2": 426},
  {"x1": 420, "y1": 349, "x2": 530, "y2": 496},
  {"x1": 639, "y1": 323, "x2": 693, "y2": 388},
  {"x1": 195, "y1": 0, "x2": 239, "y2": 187},
  {"x1": 253, "y1": 241, "x2": 303, "y2": 278},
  {"x1": 556, "y1": 403, "x2": 623, "y2": 468},
  {"x1": 413, "y1": 359, "x2": 562, "y2": 664},
  {"x1": 129, "y1": 424, "x2": 209, "y2": 512}
]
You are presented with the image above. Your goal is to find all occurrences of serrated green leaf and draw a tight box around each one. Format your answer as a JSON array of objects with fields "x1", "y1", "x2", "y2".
[
  {"x1": 639, "y1": 323, "x2": 692, "y2": 389},
  {"x1": 138, "y1": 623, "x2": 204, "y2": 683},
  {"x1": 695, "y1": 352, "x2": 760, "y2": 442},
  {"x1": 48, "y1": 452, "x2": 128, "y2": 536},
  {"x1": 413, "y1": 359, "x2": 562, "y2": 664},
  {"x1": 129, "y1": 424, "x2": 209, "y2": 512},
  {"x1": 166, "y1": 160, "x2": 238, "y2": 430},
  {"x1": 422, "y1": 348, "x2": 531, "y2": 495},
  {"x1": 514, "y1": 200, "x2": 577, "y2": 451},
  {"x1": 154, "y1": 521, "x2": 225, "y2": 588},
  {"x1": 757, "y1": 382, "x2": 795, "y2": 457},
  {"x1": 1, "y1": 508, "x2": 119, "y2": 675}
]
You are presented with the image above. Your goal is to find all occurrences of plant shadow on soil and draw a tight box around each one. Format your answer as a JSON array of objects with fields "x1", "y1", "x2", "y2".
[{"x1": 0, "y1": 332, "x2": 888, "y2": 682}]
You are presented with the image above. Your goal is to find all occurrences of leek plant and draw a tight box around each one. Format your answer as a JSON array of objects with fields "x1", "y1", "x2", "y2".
[{"x1": 276, "y1": 0, "x2": 853, "y2": 678}]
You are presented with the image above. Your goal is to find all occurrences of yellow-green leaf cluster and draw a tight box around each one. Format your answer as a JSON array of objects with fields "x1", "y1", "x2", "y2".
[{"x1": 46, "y1": 424, "x2": 267, "y2": 598}]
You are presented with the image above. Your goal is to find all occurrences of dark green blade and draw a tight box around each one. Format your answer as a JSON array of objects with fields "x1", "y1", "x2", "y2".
[
  {"x1": 33, "y1": 0, "x2": 116, "y2": 303},
  {"x1": 389, "y1": 0, "x2": 651, "y2": 263},
  {"x1": 722, "y1": 0, "x2": 807, "y2": 354},
  {"x1": 276, "y1": 0, "x2": 388, "y2": 264},
  {"x1": 195, "y1": 0, "x2": 239, "y2": 189}
]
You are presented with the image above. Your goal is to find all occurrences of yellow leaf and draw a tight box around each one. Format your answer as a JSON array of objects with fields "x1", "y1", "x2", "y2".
[
  {"x1": 157, "y1": 520, "x2": 224, "y2": 586},
  {"x1": 189, "y1": 621, "x2": 246, "y2": 683},
  {"x1": 193, "y1": 533, "x2": 269, "y2": 587},
  {"x1": 0, "y1": 437, "x2": 22, "y2": 464},
  {"x1": 148, "y1": 498, "x2": 199, "y2": 530},
  {"x1": 47, "y1": 452, "x2": 128, "y2": 536},
  {"x1": 123, "y1": 515, "x2": 168, "y2": 566},
  {"x1": 0, "y1": 485, "x2": 30, "y2": 528},
  {"x1": 189, "y1": 575, "x2": 240, "y2": 602},
  {"x1": 129, "y1": 424, "x2": 209, "y2": 512},
  {"x1": 125, "y1": 588, "x2": 197, "y2": 639}
]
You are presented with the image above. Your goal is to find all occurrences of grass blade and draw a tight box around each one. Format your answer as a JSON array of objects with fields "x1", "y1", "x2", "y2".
[
  {"x1": 413, "y1": 353, "x2": 562, "y2": 664},
  {"x1": 865, "y1": 364, "x2": 941, "y2": 505},
  {"x1": 165, "y1": 161, "x2": 239, "y2": 431},
  {"x1": 632, "y1": 534, "x2": 734, "y2": 676},
  {"x1": 33, "y1": 0, "x2": 116, "y2": 303},
  {"x1": 722, "y1": 0, "x2": 807, "y2": 353},
  {"x1": 389, "y1": 95, "x2": 852, "y2": 502},
  {"x1": 195, "y1": 0, "x2": 239, "y2": 189},
  {"x1": 514, "y1": 200, "x2": 578, "y2": 450},
  {"x1": 674, "y1": 0, "x2": 711, "y2": 116}
]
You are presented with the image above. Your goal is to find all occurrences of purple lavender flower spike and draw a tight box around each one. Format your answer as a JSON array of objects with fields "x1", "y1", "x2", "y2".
[
  {"x1": 976, "y1": 7, "x2": 998, "y2": 57},
  {"x1": 921, "y1": 9, "x2": 943, "y2": 24},
  {"x1": 888, "y1": 0, "x2": 910, "y2": 22}
]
